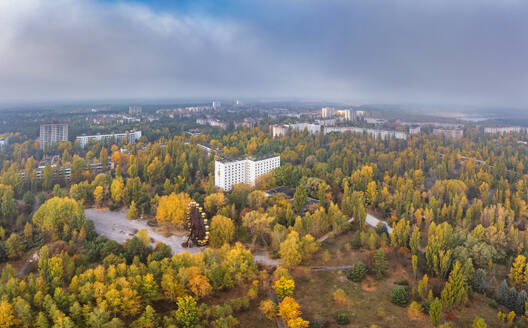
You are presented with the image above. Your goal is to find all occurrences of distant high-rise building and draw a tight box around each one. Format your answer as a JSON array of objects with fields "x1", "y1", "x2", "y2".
[
  {"x1": 129, "y1": 105, "x2": 142, "y2": 115},
  {"x1": 215, "y1": 155, "x2": 280, "y2": 191},
  {"x1": 321, "y1": 107, "x2": 335, "y2": 118},
  {"x1": 0, "y1": 137, "x2": 8, "y2": 150},
  {"x1": 40, "y1": 123, "x2": 68, "y2": 149},
  {"x1": 212, "y1": 101, "x2": 221, "y2": 110},
  {"x1": 335, "y1": 109, "x2": 353, "y2": 121}
]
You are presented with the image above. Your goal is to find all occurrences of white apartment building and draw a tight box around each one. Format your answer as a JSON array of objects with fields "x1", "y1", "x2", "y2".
[
  {"x1": 0, "y1": 137, "x2": 7, "y2": 150},
  {"x1": 272, "y1": 125, "x2": 288, "y2": 138},
  {"x1": 212, "y1": 101, "x2": 221, "y2": 110},
  {"x1": 129, "y1": 105, "x2": 142, "y2": 115},
  {"x1": 324, "y1": 126, "x2": 407, "y2": 140},
  {"x1": 290, "y1": 123, "x2": 321, "y2": 134},
  {"x1": 76, "y1": 130, "x2": 142, "y2": 148},
  {"x1": 321, "y1": 107, "x2": 335, "y2": 118},
  {"x1": 409, "y1": 126, "x2": 421, "y2": 135},
  {"x1": 484, "y1": 126, "x2": 524, "y2": 134},
  {"x1": 215, "y1": 155, "x2": 280, "y2": 191},
  {"x1": 335, "y1": 109, "x2": 353, "y2": 121},
  {"x1": 40, "y1": 123, "x2": 68, "y2": 149},
  {"x1": 433, "y1": 128, "x2": 464, "y2": 139}
]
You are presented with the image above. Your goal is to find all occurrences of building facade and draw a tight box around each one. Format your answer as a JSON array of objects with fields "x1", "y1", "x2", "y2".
[
  {"x1": 76, "y1": 130, "x2": 142, "y2": 148},
  {"x1": 215, "y1": 155, "x2": 280, "y2": 191},
  {"x1": 335, "y1": 109, "x2": 353, "y2": 121},
  {"x1": 40, "y1": 124, "x2": 68, "y2": 149},
  {"x1": 433, "y1": 128, "x2": 464, "y2": 139},
  {"x1": 321, "y1": 107, "x2": 335, "y2": 118},
  {"x1": 324, "y1": 126, "x2": 407, "y2": 140},
  {"x1": 272, "y1": 125, "x2": 289, "y2": 138},
  {"x1": 129, "y1": 105, "x2": 142, "y2": 115},
  {"x1": 0, "y1": 137, "x2": 7, "y2": 150},
  {"x1": 484, "y1": 126, "x2": 524, "y2": 134}
]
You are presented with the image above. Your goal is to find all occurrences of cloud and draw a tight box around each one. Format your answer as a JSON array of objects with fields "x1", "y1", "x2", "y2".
[{"x1": 0, "y1": 0, "x2": 527, "y2": 107}]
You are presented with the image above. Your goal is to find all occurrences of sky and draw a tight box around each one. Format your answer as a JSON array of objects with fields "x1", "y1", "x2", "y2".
[{"x1": 0, "y1": 0, "x2": 527, "y2": 107}]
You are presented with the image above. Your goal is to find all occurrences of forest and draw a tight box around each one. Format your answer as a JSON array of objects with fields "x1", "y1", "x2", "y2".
[{"x1": 0, "y1": 123, "x2": 528, "y2": 327}]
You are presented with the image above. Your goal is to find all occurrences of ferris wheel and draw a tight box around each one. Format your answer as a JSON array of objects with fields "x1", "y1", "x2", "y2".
[{"x1": 182, "y1": 200, "x2": 209, "y2": 247}]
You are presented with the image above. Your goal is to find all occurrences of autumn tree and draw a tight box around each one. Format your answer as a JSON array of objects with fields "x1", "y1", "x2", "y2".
[
  {"x1": 174, "y1": 296, "x2": 200, "y2": 328},
  {"x1": 131, "y1": 305, "x2": 159, "y2": 328},
  {"x1": 293, "y1": 185, "x2": 307, "y2": 213},
  {"x1": 0, "y1": 301, "x2": 17, "y2": 328},
  {"x1": 373, "y1": 249, "x2": 388, "y2": 279},
  {"x1": 242, "y1": 210, "x2": 274, "y2": 245},
  {"x1": 5, "y1": 233, "x2": 23, "y2": 259},
  {"x1": 279, "y1": 297, "x2": 309, "y2": 328},
  {"x1": 204, "y1": 193, "x2": 228, "y2": 216},
  {"x1": 33, "y1": 197, "x2": 86, "y2": 237},
  {"x1": 390, "y1": 218, "x2": 410, "y2": 248},
  {"x1": 111, "y1": 177, "x2": 125, "y2": 205},
  {"x1": 156, "y1": 192, "x2": 191, "y2": 228},
  {"x1": 127, "y1": 201, "x2": 138, "y2": 219},
  {"x1": 279, "y1": 231, "x2": 302, "y2": 269},
  {"x1": 429, "y1": 298, "x2": 442, "y2": 327},
  {"x1": 441, "y1": 261, "x2": 468, "y2": 311},
  {"x1": 209, "y1": 215, "x2": 235, "y2": 248},
  {"x1": 93, "y1": 185, "x2": 104, "y2": 207},
  {"x1": 274, "y1": 276, "x2": 295, "y2": 301}
]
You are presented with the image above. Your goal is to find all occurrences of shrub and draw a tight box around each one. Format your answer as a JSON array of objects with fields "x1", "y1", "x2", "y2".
[
  {"x1": 336, "y1": 313, "x2": 350, "y2": 325},
  {"x1": 395, "y1": 279, "x2": 409, "y2": 286},
  {"x1": 421, "y1": 300, "x2": 431, "y2": 314},
  {"x1": 346, "y1": 261, "x2": 368, "y2": 282},
  {"x1": 488, "y1": 300, "x2": 498, "y2": 309},
  {"x1": 390, "y1": 286, "x2": 409, "y2": 306},
  {"x1": 333, "y1": 289, "x2": 347, "y2": 305},
  {"x1": 408, "y1": 301, "x2": 422, "y2": 318}
]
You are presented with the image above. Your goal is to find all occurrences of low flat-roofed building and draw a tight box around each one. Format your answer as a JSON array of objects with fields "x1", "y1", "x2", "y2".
[{"x1": 76, "y1": 130, "x2": 142, "y2": 148}]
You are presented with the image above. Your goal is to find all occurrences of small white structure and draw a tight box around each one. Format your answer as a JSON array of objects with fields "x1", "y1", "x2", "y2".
[
  {"x1": 76, "y1": 130, "x2": 142, "y2": 148},
  {"x1": 215, "y1": 155, "x2": 280, "y2": 191}
]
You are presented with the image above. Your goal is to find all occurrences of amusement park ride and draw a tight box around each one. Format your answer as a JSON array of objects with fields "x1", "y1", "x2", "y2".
[{"x1": 182, "y1": 200, "x2": 210, "y2": 247}]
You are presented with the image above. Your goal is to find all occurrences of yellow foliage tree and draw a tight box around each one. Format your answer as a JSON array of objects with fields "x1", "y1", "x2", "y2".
[
  {"x1": 0, "y1": 301, "x2": 17, "y2": 327},
  {"x1": 188, "y1": 274, "x2": 212, "y2": 299},
  {"x1": 509, "y1": 255, "x2": 526, "y2": 287},
  {"x1": 94, "y1": 185, "x2": 104, "y2": 207},
  {"x1": 156, "y1": 192, "x2": 192, "y2": 228}
]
